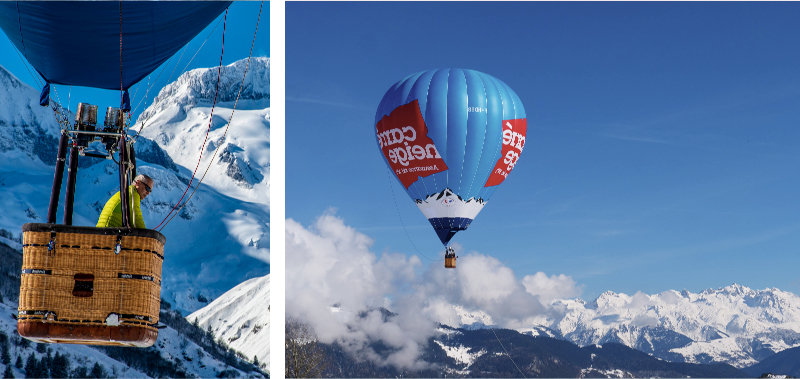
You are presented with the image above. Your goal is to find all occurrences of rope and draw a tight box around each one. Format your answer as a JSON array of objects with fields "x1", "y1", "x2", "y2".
[
  {"x1": 459, "y1": 272, "x2": 527, "y2": 378},
  {"x1": 51, "y1": 87, "x2": 72, "y2": 129},
  {"x1": 157, "y1": 2, "x2": 262, "y2": 232},
  {"x1": 446, "y1": 269, "x2": 453, "y2": 377},
  {"x1": 153, "y1": 6, "x2": 228, "y2": 230},
  {"x1": 9, "y1": 43, "x2": 42, "y2": 88},
  {"x1": 386, "y1": 167, "x2": 436, "y2": 261},
  {"x1": 119, "y1": 1, "x2": 124, "y2": 108},
  {"x1": 13, "y1": 2, "x2": 74, "y2": 130},
  {"x1": 15, "y1": 2, "x2": 28, "y2": 61},
  {"x1": 376, "y1": 255, "x2": 444, "y2": 338},
  {"x1": 130, "y1": 13, "x2": 225, "y2": 141}
]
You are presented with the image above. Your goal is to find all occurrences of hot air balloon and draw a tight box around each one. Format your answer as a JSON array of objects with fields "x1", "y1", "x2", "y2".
[
  {"x1": 0, "y1": 1, "x2": 231, "y2": 347},
  {"x1": 375, "y1": 69, "x2": 527, "y2": 267}
]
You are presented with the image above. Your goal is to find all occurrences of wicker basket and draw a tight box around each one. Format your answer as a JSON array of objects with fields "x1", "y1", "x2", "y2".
[
  {"x1": 444, "y1": 256, "x2": 456, "y2": 269},
  {"x1": 18, "y1": 223, "x2": 165, "y2": 347}
]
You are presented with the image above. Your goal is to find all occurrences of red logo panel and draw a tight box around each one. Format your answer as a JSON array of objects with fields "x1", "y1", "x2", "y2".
[
  {"x1": 376, "y1": 100, "x2": 448, "y2": 189},
  {"x1": 484, "y1": 118, "x2": 527, "y2": 187}
]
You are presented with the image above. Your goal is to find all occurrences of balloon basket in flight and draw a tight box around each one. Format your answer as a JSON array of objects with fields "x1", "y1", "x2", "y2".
[
  {"x1": 18, "y1": 224, "x2": 165, "y2": 347},
  {"x1": 17, "y1": 102, "x2": 166, "y2": 346},
  {"x1": 0, "y1": 0, "x2": 232, "y2": 346}
]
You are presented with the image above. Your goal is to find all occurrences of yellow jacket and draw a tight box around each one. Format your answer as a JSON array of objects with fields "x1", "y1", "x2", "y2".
[{"x1": 96, "y1": 185, "x2": 146, "y2": 228}]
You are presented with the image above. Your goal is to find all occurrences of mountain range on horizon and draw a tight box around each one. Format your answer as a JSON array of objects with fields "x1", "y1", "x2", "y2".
[
  {"x1": 316, "y1": 283, "x2": 800, "y2": 377},
  {"x1": 450, "y1": 282, "x2": 800, "y2": 371}
]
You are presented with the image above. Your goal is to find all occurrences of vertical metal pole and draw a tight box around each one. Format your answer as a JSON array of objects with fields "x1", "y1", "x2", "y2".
[
  {"x1": 62, "y1": 144, "x2": 79, "y2": 225},
  {"x1": 129, "y1": 143, "x2": 136, "y2": 180},
  {"x1": 47, "y1": 132, "x2": 69, "y2": 223},
  {"x1": 118, "y1": 136, "x2": 131, "y2": 228}
]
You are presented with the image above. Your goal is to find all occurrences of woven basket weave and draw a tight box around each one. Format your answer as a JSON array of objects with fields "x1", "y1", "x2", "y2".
[
  {"x1": 444, "y1": 257, "x2": 457, "y2": 269},
  {"x1": 18, "y1": 223, "x2": 166, "y2": 347}
]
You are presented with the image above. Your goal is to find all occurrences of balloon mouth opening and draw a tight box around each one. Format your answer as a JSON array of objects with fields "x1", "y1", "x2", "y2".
[{"x1": 430, "y1": 217, "x2": 472, "y2": 245}]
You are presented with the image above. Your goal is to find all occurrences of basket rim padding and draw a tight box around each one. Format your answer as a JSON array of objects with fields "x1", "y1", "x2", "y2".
[{"x1": 22, "y1": 223, "x2": 166, "y2": 245}]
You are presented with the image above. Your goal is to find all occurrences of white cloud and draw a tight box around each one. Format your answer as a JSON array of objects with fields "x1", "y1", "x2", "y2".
[
  {"x1": 631, "y1": 314, "x2": 660, "y2": 327},
  {"x1": 522, "y1": 272, "x2": 582, "y2": 305},
  {"x1": 627, "y1": 291, "x2": 657, "y2": 309},
  {"x1": 285, "y1": 210, "x2": 580, "y2": 369}
]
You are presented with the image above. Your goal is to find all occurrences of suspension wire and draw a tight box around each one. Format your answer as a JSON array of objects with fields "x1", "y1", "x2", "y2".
[
  {"x1": 9, "y1": 39, "x2": 67, "y2": 128},
  {"x1": 10, "y1": 43, "x2": 42, "y2": 89},
  {"x1": 129, "y1": 13, "x2": 225, "y2": 143},
  {"x1": 153, "y1": 6, "x2": 229, "y2": 230},
  {"x1": 119, "y1": 1, "x2": 123, "y2": 107},
  {"x1": 12, "y1": 2, "x2": 73, "y2": 131},
  {"x1": 376, "y1": 254, "x2": 444, "y2": 339},
  {"x1": 386, "y1": 167, "x2": 437, "y2": 261},
  {"x1": 50, "y1": 86, "x2": 71, "y2": 129},
  {"x1": 459, "y1": 272, "x2": 528, "y2": 378},
  {"x1": 446, "y1": 269, "x2": 454, "y2": 377},
  {"x1": 157, "y1": 2, "x2": 263, "y2": 232},
  {"x1": 128, "y1": 48, "x2": 174, "y2": 124},
  {"x1": 177, "y1": 14, "x2": 225, "y2": 77},
  {"x1": 166, "y1": 42, "x2": 190, "y2": 87}
]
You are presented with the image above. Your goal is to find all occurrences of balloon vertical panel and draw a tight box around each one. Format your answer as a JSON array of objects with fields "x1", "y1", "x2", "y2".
[{"x1": 375, "y1": 68, "x2": 527, "y2": 245}]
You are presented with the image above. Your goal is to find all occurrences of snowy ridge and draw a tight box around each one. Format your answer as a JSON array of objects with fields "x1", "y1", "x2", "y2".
[
  {"x1": 137, "y1": 57, "x2": 270, "y2": 205},
  {"x1": 447, "y1": 283, "x2": 800, "y2": 368},
  {"x1": 0, "y1": 65, "x2": 66, "y2": 171},
  {"x1": 531, "y1": 284, "x2": 800, "y2": 368},
  {"x1": 139, "y1": 57, "x2": 269, "y2": 121},
  {"x1": 188, "y1": 275, "x2": 270, "y2": 368}
]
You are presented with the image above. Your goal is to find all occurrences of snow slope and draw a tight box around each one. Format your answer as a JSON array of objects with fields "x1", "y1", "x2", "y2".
[
  {"x1": 0, "y1": 58, "x2": 270, "y2": 374},
  {"x1": 137, "y1": 57, "x2": 270, "y2": 206},
  {"x1": 457, "y1": 283, "x2": 800, "y2": 368},
  {"x1": 188, "y1": 275, "x2": 270, "y2": 368},
  {"x1": 0, "y1": 298, "x2": 261, "y2": 378},
  {"x1": 0, "y1": 59, "x2": 270, "y2": 314}
]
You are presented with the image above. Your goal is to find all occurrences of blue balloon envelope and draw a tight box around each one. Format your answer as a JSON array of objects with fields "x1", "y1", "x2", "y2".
[
  {"x1": 375, "y1": 68, "x2": 527, "y2": 245},
  {"x1": 0, "y1": 1, "x2": 231, "y2": 90}
]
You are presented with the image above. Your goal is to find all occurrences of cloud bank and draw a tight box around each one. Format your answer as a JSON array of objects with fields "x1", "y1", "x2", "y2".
[{"x1": 285, "y1": 210, "x2": 582, "y2": 369}]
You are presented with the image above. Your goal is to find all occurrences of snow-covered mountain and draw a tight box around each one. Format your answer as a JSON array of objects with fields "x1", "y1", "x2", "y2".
[
  {"x1": 0, "y1": 58, "x2": 270, "y2": 314},
  {"x1": 0, "y1": 57, "x2": 269, "y2": 376},
  {"x1": 137, "y1": 57, "x2": 270, "y2": 206},
  {"x1": 188, "y1": 275, "x2": 270, "y2": 369},
  {"x1": 455, "y1": 283, "x2": 800, "y2": 369}
]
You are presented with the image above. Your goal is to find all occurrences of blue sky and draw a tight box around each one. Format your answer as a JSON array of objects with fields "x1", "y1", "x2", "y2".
[
  {"x1": 0, "y1": 1, "x2": 268, "y2": 125},
  {"x1": 286, "y1": 1, "x2": 800, "y2": 301}
]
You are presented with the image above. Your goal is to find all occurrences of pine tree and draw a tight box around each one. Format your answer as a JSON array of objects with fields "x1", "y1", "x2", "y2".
[
  {"x1": 206, "y1": 324, "x2": 214, "y2": 343},
  {"x1": 253, "y1": 355, "x2": 259, "y2": 368},
  {"x1": 89, "y1": 362, "x2": 106, "y2": 379},
  {"x1": 2, "y1": 364, "x2": 13, "y2": 379},
  {"x1": 15, "y1": 356, "x2": 22, "y2": 369},
  {"x1": 2, "y1": 344, "x2": 10, "y2": 365},
  {"x1": 23, "y1": 353, "x2": 36, "y2": 379},
  {"x1": 42, "y1": 350, "x2": 52, "y2": 376},
  {"x1": 50, "y1": 352, "x2": 68, "y2": 379},
  {"x1": 34, "y1": 358, "x2": 48, "y2": 379},
  {"x1": 34, "y1": 344, "x2": 45, "y2": 355},
  {"x1": 71, "y1": 366, "x2": 88, "y2": 379}
]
